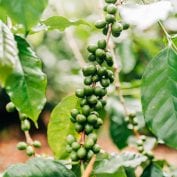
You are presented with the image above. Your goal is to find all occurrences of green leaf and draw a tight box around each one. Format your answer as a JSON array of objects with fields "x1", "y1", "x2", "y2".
[
  {"x1": 141, "y1": 163, "x2": 164, "y2": 177},
  {"x1": 0, "y1": 20, "x2": 19, "y2": 86},
  {"x1": 5, "y1": 36, "x2": 47, "y2": 125},
  {"x1": 141, "y1": 47, "x2": 177, "y2": 148},
  {"x1": 42, "y1": 16, "x2": 91, "y2": 31},
  {"x1": 117, "y1": 39, "x2": 136, "y2": 74},
  {"x1": 107, "y1": 98, "x2": 133, "y2": 149},
  {"x1": 0, "y1": 0, "x2": 48, "y2": 30},
  {"x1": 3, "y1": 157, "x2": 76, "y2": 177},
  {"x1": 47, "y1": 95, "x2": 79, "y2": 159},
  {"x1": 94, "y1": 152, "x2": 147, "y2": 175},
  {"x1": 94, "y1": 166, "x2": 127, "y2": 177}
]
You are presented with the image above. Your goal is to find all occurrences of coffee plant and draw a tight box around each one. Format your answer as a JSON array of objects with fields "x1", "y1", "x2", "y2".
[{"x1": 0, "y1": 0, "x2": 177, "y2": 176}]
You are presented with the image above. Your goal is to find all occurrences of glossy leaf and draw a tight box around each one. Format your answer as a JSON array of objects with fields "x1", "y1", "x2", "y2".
[
  {"x1": 141, "y1": 47, "x2": 177, "y2": 148},
  {"x1": 0, "y1": 0, "x2": 48, "y2": 30},
  {"x1": 107, "y1": 98, "x2": 133, "y2": 149},
  {"x1": 141, "y1": 163, "x2": 164, "y2": 177},
  {"x1": 118, "y1": 39, "x2": 136, "y2": 74},
  {"x1": 42, "y1": 16, "x2": 90, "y2": 31},
  {"x1": 94, "y1": 166, "x2": 127, "y2": 177},
  {"x1": 3, "y1": 157, "x2": 76, "y2": 177},
  {"x1": 94, "y1": 152, "x2": 147, "y2": 174},
  {"x1": 5, "y1": 36, "x2": 47, "y2": 125},
  {"x1": 0, "y1": 21, "x2": 19, "y2": 86},
  {"x1": 48, "y1": 95, "x2": 79, "y2": 159}
]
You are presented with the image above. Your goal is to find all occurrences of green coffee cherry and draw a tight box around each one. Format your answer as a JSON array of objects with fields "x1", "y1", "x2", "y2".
[
  {"x1": 96, "y1": 118, "x2": 103, "y2": 126},
  {"x1": 112, "y1": 22, "x2": 123, "y2": 33},
  {"x1": 82, "y1": 64, "x2": 97, "y2": 76},
  {"x1": 98, "y1": 67, "x2": 107, "y2": 76},
  {"x1": 6, "y1": 102, "x2": 15, "y2": 112},
  {"x1": 17, "y1": 142, "x2": 27, "y2": 150},
  {"x1": 33, "y1": 140, "x2": 41, "y2": 148},
  {"x1": 71, "y1": 109, "x2": 80, "y2": 118},
  {"x1": 122, "y1": 23, "x2": 130, "y2": 30},
  {"x1": 84, "y1": 86, "x2": 94, "y2": 96},
  {"x1": 85, "y1": 139, "x2": 95, "y2": 149},
  {"x1": 107, "y1": 4, "x2": 117, "y2": 14},
  {"x1": 87, "y1": 95, "x2": 98, "y2": 105},
  {"x1": 70, "y1": 151, "x2": 78, "y2": 161},
  {"x1": 26, "y1": 146, "x2": 35, "y2": 156},
  {"x1": 87, "y1": 44, "x2": 98, "y2": 53},
  {"x1": 75, "y1": 123, "x2": 84, "y2": 132},
  {"x1": 72, "y1": 142, "x2": 81, "y2": 150},
  {"x1": 91, "y1": 111, "x2": 99, "y2": 117},
  {"x1": 105, "y1": 14, "x2": 116, "y2": 23},
  {"x1": 95, "y1": 20, "x2": 107, "y2": 29},
  {"x1": 112, "y1": 31, "x2": 121, "y2": 37},
  {"x1": 96, "y1": 57, "x2": 104, "y2": 65},
  {"x1": 87, "y1": 114, "x2": 98, "y2": 124},
  {"x1": 87, "y1": 150, "x2": 94, "y2": 160},
  {"x1": 66, "y1": 145, "x2": 72, "y2": 153},
  {"x1": 100, "y1": 99, "x2": 107, "y2": 106},
  {"x1": 88, "y1": 133, "x2": 97, "y2": 143},
  {"x1": 102, "y1": 26, "x2": 108, "y2": 35},
  {"x1": 92, "y1": 144, "x2": 101, "y2": 153},
  {"x1": 105, "y1": 0, "x2": 117, "y2": 3},
  {"x1": 82, "y1": 105, "x2": 91, "y2": 116},
  {"x1": 77, "y1": 147, "x2": 87, "y2": 159},
  {"x1": 84, "y1": 76, "x2": 92, "y2": 85},
  {"x1": 101, "y1": 78, "x2": 110, "y2": 87},
  {"x1": 75, "y1": 89, "x2": 84, "y2": 98},
  {"x1": 21, "y1": 119, "x2": 31, "y2": 131},
  {"x1": 94, "y1": 86, "x2": 103, "y2": 96},
  {"x1": 92, "y1": 75, "x2": 100, "y2": 82},
  {"x1": 80, "y1": 98, "x2": 87, "y2": 107},
  {"x1": 76, "y1": 114, "x2": 86, "y2": 123},
  {"x1": 103, "y1": 5, "x2": 108, "y2": 11},
  {"x1": 97, "y1": 39, "x2": 106, "y2": 49},
  {"x1": 95, "y1": 49, "x2": 106, "y2": 58},
  {"x1": 85, "y1": 124, "x2": 94, "y2": 134},
  {"x1": 88, "y1": 54, "x2": 96, "y2": 62},
  {"x1": 66, "y1": 135, "x2": 75, "y2": 145},
  {"x1": 95, "y1": 101, "x2": 103, "y2": 110}
]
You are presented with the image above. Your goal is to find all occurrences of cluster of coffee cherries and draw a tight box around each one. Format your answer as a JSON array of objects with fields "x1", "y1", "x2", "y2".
[
  {"x1": 66, "y1": 133, "x2": 100, "y2": 161},
  {"x1": 6, "y1": 102, "x2": 41, "y2": 156},
  {"x1": 95, "y1": 0, "x2": 129, "y2": 37},
  {"x1": 136, "y1": 135, "x2": 154, "y2": 160},
  {"x1": 125, "y1": 112, "x2": 138, "y2": 130},
  {"x1": 66, "y1": 0, "x2": 129, "y2": 163}
]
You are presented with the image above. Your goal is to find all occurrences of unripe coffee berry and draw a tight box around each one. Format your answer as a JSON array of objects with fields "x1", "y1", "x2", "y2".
[
  {"x1": 95, "y1": 20, "x2": 107, "y2": 29},
  {"x1": 33, "y1": 140, "x2": 41, "y2": 148},
  {"x1": 92, "y1": 144, "x2": 101, "y2": 153},
  {"x1": 88, "y1": 133, "x2": 97, "y2": 143},
  {"x1": 95, "y1": 49, "x2": 106, "y2": 58},
  {"x1": 87, "y1": 95, "x2": 98, "y2": 105},
  {"x1": 101, "y1": 78, "x2": 110, "y2": 87},
  {"x1": 85, "y1": 124, "x2": 94, "y2": 134},
  {"x1": 76, "y1": 114, "x2": 86, "y2": 123},
  {"x1": 107, "y1": 4, "x2": 117, "y2": 14},
  {"x1": 97, "y1": 39, "x2": 106, "y2": 49},
  {"x1": 66, "y1": 145, "x2": 72, "y2": 153},
  {"x1": 6, "y1": 102, "x2": 15, "y2": 113},
  {"x1": 84, "y1": 76, "x2": 92, "y2": 85},
  {"x1": 105, "y1": 0, "x2": 117, "y2": 3},
  {"x1": 87, "y1": 114, "x2": 97, "y2": 124},
  {"x1": 77, "y1": 147, "x2": 87, "y2": 159},
  {"x1": 105, "y1": 14, "x2": 116, "y2": 23},
  {"x1": 88, "y1": 54, "x2": 96, "y2": 62},
  {"x1": 26, "y1": 146, "x2": 35, "y2": 156},
  {"x1": 72, "y1": 142, "x2": 81, "y2": 150},
  {"x1": 17, "y1": 142, "x2": 27, "y2": 150},
  {"x1": 75, "y1": 123, "x2": 84, "y2": 132},
  {"x1": 87, "y1": 44, "x2": 98, "y2": 53},
  {"x1": 82, "y1": 64, "x2": 97, "y2": 76},
  {"x1": 70, "y1": 151, "x2": 78, "y2": 161},
  {"x1": 21, "y1": 119, "x2": 31, "y2": 131},
  {"x1": 66, "y1": 135, "x2": 75, "y2": 145},
  {"x1": 85, "y1": 139, "x2": 95, "y2": 149},
  {"x1": 84, "y1": 86, "x2": 94, "y2": 96},
  {"x1": 71, "y1": 109, "x2": 80, "y2": 118},
  {"x1": 82, "y1": 105, "x2": 91, "y2": 116},
  {"x1": 112, "y1": 22, "x2": 123, "y2": 33},
  {"x1": 75, "y1": 89, "x2": 84, "y2": 98}
]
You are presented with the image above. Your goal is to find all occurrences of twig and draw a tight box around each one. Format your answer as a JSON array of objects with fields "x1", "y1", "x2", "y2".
[
  {"x1": 82, "y1": 155, "x2": 96, "y2": 177},
  {"x1": 24, "y1": 131, "x2": 33, "y2": 145}
]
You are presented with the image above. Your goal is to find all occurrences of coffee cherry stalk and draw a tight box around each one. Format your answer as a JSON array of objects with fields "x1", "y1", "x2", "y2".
[
  {"x1": 66, "y1": 0, "x2": 129, "y2": 165},
  {"x1": 6, "y1": 102, "x2": 42, "y2": 157}
]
